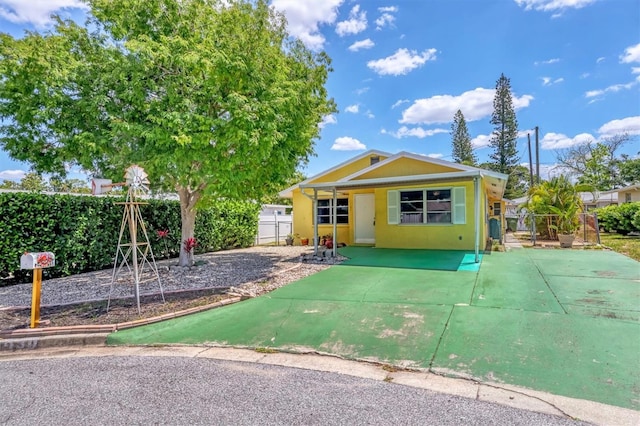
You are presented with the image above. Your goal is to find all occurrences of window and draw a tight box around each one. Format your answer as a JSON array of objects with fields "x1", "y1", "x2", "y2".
[
  {"x1": 389, "y1": 187, "x2": 464, "y2": 225},
  {"x1": 399, "y1": 189, "x2": 451, "y2": 224},
  {"x1": 317, "y1": 198, "x2": 349, "y2": 224},
  {"x1": 493, "y1": 202, "x2": 501, "y2": 216}
]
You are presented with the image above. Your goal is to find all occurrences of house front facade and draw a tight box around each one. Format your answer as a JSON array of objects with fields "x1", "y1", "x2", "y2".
[{"x1": 279, "y1": 150, "x2": 508, "y2": 261}]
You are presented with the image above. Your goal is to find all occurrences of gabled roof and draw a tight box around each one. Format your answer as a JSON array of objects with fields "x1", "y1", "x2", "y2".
[
  {"x1": 279, "y1": 149, "x2": 509, "y2": 199},
  {"x1": 337, "y1": 151, "x2": 493, "y2": 182},
  {"x1": 278, "y1": 149, "x2": 391, "y2": 198}
]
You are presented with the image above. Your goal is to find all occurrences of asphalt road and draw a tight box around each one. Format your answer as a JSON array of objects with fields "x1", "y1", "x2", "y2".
[{"x1": 0, "y1": 355, "x2": 587, "y2": 426}]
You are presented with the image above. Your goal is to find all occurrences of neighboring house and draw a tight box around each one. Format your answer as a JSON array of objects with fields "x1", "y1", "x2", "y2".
[
  {"x1": 260, "y1": 204, "x2": 291, "y2": 216},
  {"x1": 279, "y1": 150, "x2": 508, "y2": 261},
  {"x1": 602, "y1": 184, "x2": 640, "y2": 204}
]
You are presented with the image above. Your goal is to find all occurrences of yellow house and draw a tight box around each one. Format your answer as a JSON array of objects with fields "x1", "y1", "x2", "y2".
[{"x1": 279, "y1": 150, "x2": 509, "y2": 262}]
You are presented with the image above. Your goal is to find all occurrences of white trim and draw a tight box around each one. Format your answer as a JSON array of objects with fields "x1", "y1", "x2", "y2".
[
  {"x1": 338, "y1": 151, "x2": 489, "y2": 183},
  {"x1": 278, "y1": 149, "x2": 391, "y2": 198}
]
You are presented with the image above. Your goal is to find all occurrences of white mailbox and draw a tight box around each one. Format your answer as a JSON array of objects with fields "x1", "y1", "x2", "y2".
[{"x1": 20, "y1": 252, "x2": 55, "y2": 270}]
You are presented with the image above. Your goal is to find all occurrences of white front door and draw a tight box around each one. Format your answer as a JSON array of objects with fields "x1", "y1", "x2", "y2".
[{"x1": 355, "y1": 193, "x2": 375, "y2": 244}]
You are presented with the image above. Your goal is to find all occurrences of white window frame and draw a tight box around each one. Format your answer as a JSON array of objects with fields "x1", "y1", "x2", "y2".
[
  {"x1": 388, "y1": 187, "x2": 466, "y2": 225},
  {"x1": 316, "y1": 198, "x2": 349, "y2": 224}
]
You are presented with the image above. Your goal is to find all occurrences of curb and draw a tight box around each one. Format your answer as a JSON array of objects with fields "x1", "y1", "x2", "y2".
[{"x1": 0, "y1": 296, "x2": 241, "y2": 350}]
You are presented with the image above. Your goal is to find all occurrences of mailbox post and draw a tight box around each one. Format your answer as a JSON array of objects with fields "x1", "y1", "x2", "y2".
[{"x1": 20, "y1": 252, "x2": 55, "y2": 328}]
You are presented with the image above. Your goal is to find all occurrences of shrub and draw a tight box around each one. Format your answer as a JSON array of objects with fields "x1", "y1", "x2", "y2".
[
  {"x1": 0, "y1": 192, "x2": 259, "y2": 285},
  {"x1": 595, "y1": 202, "x2": 640, "y2": 235}
]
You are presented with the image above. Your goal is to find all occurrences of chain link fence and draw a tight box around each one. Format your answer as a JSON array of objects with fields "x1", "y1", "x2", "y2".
[{"x1": 504, "y1": 212, "x2": 600, "y2": 247}]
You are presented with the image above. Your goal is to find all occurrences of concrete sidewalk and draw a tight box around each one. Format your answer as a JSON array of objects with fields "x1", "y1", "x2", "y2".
[{"x1": 107, "y1": 248, "x2": 640, "y2": 411}]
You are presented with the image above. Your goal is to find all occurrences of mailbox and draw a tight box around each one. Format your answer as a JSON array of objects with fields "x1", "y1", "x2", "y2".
[{"x1": 20, "y1": 252, "x2": 55, "y2": 270}]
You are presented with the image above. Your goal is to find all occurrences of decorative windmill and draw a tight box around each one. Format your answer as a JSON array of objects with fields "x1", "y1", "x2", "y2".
[{"x1": 99, "y1": 165, "x2": 165, "y2": 313}]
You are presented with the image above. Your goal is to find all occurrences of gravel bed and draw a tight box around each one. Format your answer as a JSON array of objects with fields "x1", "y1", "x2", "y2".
[{"x1": 0, "y1": 246, "x2": 345, "y2": 308}]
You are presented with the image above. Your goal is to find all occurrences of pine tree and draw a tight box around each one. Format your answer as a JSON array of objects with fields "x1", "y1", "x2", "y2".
[
  {"x1": 450, "y1": 109, "x2": 477, "y2": 166},
  {"x1": 489, "y1": 73, "x2": 521, "y2": 198}
]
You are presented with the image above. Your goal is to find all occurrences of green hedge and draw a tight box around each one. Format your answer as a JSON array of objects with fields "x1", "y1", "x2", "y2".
[
  {"x1": 0, "y1": 192, "x2": 259, "y2": 285},
  {"x1": 595, "y1": 202, "x2": 640, "y2": 235}
]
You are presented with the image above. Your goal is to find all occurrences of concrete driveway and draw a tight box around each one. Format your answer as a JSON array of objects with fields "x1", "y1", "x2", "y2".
[{"x1": 107, "y1": 248, "x2": 640, "y2": 410}]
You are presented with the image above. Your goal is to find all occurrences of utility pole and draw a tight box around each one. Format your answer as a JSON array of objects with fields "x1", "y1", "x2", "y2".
[
  {"x1": 535, "y1": 126, "x2": 540, "y2": 183},
  {"x1": 527, "y1": 133, "x2": 534, "y2": 187}
]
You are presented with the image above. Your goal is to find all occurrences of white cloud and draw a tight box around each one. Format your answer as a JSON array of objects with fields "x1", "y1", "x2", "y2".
[
  {"x1": 381, "y1": 126, "x2": 448, "y2": 139},
  {"x1": 620, "y1": 42, "x2": 640, "y2": 64},
  {"x1": 348, "y1": 38, "x2": 375, "y2": 52},
  {"x1": 367, "y1": 48, "x2": 437, "y2": 76},
  {"x1": 366, "y1": 110, "x2": 375, "y2": 119},
  {"x1": 0, "y1": 169, "x2": 26, "y2": 181},
  {"x1": 427, "y1": 153, "x2": 444, "y2": 159},
  {"x1": 540, "y1": 132, "x2": 594, "y2": 149},
  {"x1": 355, "y1": 87, "x2": 369, "y2": 95},
  {"x1": 378, "y1": 6, "x2": 398, "y2": 12},
  {"x1": 580, "y1": 72, "x2": 590, "y2": 79},
  {"x1": 471, "y1": 134, "x2": 491, "y2": 149},
  {"x1": 0, "y1": 0, "x2": 88, "y2": 27},
  {"x1": 632, "y1": 67, "x2": 640, "y2": 75},
  {"x1": 400, "y1": 88, "x2": 534, "y2": 125},
  {"x1": 375, "y1": 13, "x2": 395, "y2": 29},
  {"x1": 596, "y1": 56, "x2": 606, "y2": 64},
  {"x1": 319, "y1": 114, "x2": 337, "y2": 128},
  {"x1": 534, "y1": 58, "x2": 560, "y2": 65},
  {"x1": 345, "y1": 104, "x2": 359, "y2": 113},
  {"x1": 585, "y1": 81, "x2": 637, "y2": 98},
  {"x1": 271, "y1": 0, "x2": 343, "y2": 50},
  {"x1": 332, "y1": 136, "x2": 366, "y2": 151},
  {"x1": 598, "y1": 116, "x2": 640, "y2": 136},
  {"x1": 335, "y1": 4, "x2": 367, "y2": 36},
  {"x1": 542, "y1": 77, "x2": 564, "y2": 86},
  {"x1": 391, "y1": 99, "x2": 410, "y2": 109},
  {"x1": 514, "y1": 0, "x2": 596, "y2": 12}
]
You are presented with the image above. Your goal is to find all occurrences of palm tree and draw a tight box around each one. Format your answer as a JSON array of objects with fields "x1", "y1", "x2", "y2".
[{"x1": 523, "y1": 175, "x2": 594, "y2": 240}]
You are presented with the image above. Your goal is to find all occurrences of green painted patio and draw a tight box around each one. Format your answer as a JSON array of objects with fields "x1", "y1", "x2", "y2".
[{"x1": 108, "y1": 247, "x2": 640, "y2": 410}]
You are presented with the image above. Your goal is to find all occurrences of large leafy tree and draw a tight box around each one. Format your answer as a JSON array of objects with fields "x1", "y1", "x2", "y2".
[
  {"x1": 0, "y1": 0, "x2": 335, "y2": 266},
  {"x1": 450, "y1": 109, "x2": 476, "y2": 166},
  {"x1": 555, "y1": 134, "x2": 634, "y2": 190},
  {"x1": 488, "y1": 73, "x2": 521, "y2": 198}
]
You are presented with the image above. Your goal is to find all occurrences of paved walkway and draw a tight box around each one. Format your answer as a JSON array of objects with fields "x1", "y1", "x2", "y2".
[
  {"x1": 107, "y1": 248, "x2": 640, "y2": 411},
  {"x1": 504, "y1": 232, "x2": 524, "y2": 250}
]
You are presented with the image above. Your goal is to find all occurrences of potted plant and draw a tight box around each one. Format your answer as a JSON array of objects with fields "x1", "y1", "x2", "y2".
[
  {"x1": 523, "y1": 175, "x2": 593, "y2": 248},
  {"x1": 285, "y1": 233, "x2": 298, "y2": 246},
  {"x1": 300, "y1": 236, "x2": 309, "y2": 246},
  {"x1": 321, "y1": 233, "x2": 333, "y2": 249},
  {"x1": 549, "y1": 203, "x2": 581, "y2": 248}
]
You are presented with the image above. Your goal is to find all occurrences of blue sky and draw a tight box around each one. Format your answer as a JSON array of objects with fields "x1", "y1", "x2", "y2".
[{"x1": 0, "y1": 0, "x2": 639, "y2": 184}]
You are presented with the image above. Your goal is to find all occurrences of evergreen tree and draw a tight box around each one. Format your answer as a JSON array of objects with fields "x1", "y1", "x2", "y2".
[
  {"x1": 450, "y1": 110, "x2": 477, "y2": 166},
  {"x1": 489, "y1": 73, "x2": 521, "y2": 198}
]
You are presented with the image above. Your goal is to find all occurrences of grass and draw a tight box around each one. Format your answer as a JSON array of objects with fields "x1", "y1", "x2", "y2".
[{"x1": 599, "y1": 233, "x2": 640, "y2": 261}]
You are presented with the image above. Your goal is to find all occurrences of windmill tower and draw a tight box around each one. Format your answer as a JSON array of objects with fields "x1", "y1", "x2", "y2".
[{"x1": 107, "y1": 165, "x2": 165, "y2": 313}]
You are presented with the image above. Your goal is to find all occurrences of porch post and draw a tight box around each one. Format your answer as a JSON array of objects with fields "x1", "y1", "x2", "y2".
[
  {"x1": 474, "y1": 176, "x2": 480, "y2": 263},
  {"x1": 332, "y1": 188, "x2": 337, "y2": 258},
  {"x1": 313, "y1": 189, "x2": 319, "y2": 256}
]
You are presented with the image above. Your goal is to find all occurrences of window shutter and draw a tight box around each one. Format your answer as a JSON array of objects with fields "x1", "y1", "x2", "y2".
[
  {"x1": 387, "y1": 190, "x2": 399, "y2": 224},
  {"x1": 453, "y1": 187, "x2": 466, "y2": 224}
]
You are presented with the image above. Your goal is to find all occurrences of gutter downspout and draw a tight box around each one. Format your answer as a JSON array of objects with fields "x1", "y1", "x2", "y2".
[
  {"x1": 474, "y1": 175, "x2": 480, "y2": 263},
  {"x1": 332, "y1": 188, "x2": 337, "y2": 258}
]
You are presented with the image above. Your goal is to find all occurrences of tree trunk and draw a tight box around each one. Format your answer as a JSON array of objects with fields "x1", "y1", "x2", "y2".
[{"x1": 177, "y1": 185, "x2": 204, "y2": 267}]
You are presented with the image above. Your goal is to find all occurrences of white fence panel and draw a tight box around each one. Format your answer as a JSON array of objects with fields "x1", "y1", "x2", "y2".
[{"x1": 256, "y1": 214, "x2": 293, "y2": 245}]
